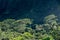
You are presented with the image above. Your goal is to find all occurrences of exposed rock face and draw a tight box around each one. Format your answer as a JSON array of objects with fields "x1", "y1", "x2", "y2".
[{"x1": 0, "y1": 0, "x2": 60, "y2": 23}]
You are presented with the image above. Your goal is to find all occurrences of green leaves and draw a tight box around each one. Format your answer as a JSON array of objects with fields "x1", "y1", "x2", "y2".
[
  {"x1": 12, "y1": 32, "x2": 34, "y2": 40},
  {"x1": 0, "y1": 14, "x2": 60, "y2": 40},
  {"x1": 13, "y1": 18, "x2": 33, "y2": 33},
  {"x1": 14, "y1": 18, "x2": 33, "y2": 24},
  {"x1": 44, "y1": 14, "x2": 58, "y2": 24},
  {"x1": 42, "y1": 34, "x2": 54, "y2": 40}
]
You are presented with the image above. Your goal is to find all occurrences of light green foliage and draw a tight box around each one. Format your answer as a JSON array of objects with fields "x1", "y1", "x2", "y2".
[
  {"x1": 0, "y1": 14, "x2": 60, "y2": 40},
  {"x1": 12, "y1": 32, "x2": 34, "y2": 40},
  {"x1": 44, "y1": 14, "x2": 57, "y2": 23},
  {"x1": 0, "y1": 19, "x2": 16, "y2": 32},
  {"x1": 14, "y1": 18, "x2": 33, "y2": 24},
  {"x1": 43, "y1": 14, "x2": 58, "y2": 32},
  {"x1": 42, "y1": 34, "x2": 54, "y2": 40},
  {"x1": 44, "y1": 14, "x2": 60, "y2": 40},
  {"x1": 57, "y1": 26, "x2": 60, "y2": 30},
  {"x1": 36, "y1": 24, "x2": 43, "y2": 30},
  {"x1": 0, "y1": 31, "x2": 21, "y2": 40},
  {"x1": 22, "y1": 32, "x2": 34, "y2": 38},
  {"x1": 12, "y1": 36, "x2": 24, "y2": 40},
  {"x1": 13, "y1": 18, "x2": 33, "y2": 33}
]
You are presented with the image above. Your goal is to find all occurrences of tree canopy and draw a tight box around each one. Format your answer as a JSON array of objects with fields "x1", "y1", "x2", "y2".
[{"x1": 0, "y1": 14, "x2": 60, "y2": 40}]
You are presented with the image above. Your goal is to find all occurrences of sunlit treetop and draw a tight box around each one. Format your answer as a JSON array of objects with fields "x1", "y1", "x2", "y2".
[
  {"x1": 44, "y1": 14, "x2": 57, "y2": 20},
  {"x1": 13, "y1": 18, "x2": 33, "y2": 24},
  {"x1": 44, "y1": 14, "x2": 58, "y2": 23}
]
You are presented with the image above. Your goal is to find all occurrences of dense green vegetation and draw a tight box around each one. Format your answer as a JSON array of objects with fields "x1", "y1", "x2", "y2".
[{"x1": 0, "y1": 14, "x2": 60, "y2": 40}]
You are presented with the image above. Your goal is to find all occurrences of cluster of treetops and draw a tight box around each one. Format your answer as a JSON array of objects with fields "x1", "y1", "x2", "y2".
[{"x1": 0, "y1": 14, "x2": 60, "y2": 40}]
